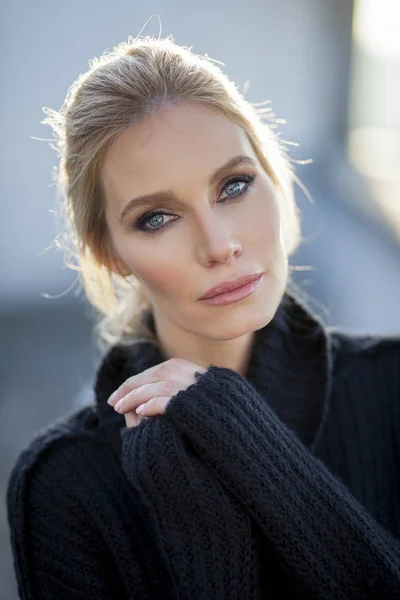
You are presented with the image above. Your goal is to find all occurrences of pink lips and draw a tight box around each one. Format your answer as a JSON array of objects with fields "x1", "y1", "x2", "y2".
[{"x1": 199, "y1": 273, "x2": 264, "y2": 306}]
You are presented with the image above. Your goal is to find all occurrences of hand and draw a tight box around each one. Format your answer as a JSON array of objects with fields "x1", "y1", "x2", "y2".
[{"x1": 107, "y1": 357, "x2": 208, "y2": 428}]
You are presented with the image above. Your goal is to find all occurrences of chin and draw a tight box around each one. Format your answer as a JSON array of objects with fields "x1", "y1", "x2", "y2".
[{"x1": 193, "y1": 275, "x2": 286, "y2": 341}]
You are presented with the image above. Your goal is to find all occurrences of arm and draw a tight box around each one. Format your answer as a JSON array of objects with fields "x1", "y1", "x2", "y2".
[
  {"x1": 122, "y1": 366, "x2": 400, "y2": 599},
  {"x1": 120, "y1": 417, "x2": 260, "y2": 599},
  {"x1": 6, "y1": 438, "x2": 145, "y2": 600}
]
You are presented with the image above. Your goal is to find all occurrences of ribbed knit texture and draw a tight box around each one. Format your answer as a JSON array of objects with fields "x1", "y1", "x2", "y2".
[{"x1": 6, "y1": 292, "x2": 400, "y2": 599}]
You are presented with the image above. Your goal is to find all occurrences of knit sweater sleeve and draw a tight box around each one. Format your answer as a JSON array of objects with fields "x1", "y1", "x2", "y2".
[
  {"x1": 120, "y1": 415, "x2": 260, "y2": 599},
  {"x1": 6, "y1": 433, "x2": 134, "y2": 600},
  {"x1": 121, "y1": 365, "x2": 400, "y2": 599}
]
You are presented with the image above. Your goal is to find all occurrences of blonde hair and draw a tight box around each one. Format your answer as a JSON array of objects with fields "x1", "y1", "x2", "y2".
[{"x1": 42, "y1": 35, "x2": 301, "y2": 349}]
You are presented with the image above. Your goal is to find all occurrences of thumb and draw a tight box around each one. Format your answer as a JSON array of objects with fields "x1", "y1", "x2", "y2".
[{"x1": 124, "y1": 412, "x2": 148, "y2": 428}]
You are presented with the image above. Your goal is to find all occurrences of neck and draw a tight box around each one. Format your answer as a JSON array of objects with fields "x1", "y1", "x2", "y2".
[{"x1": 152, "y1": 312, "x2": 256, "y2": 377}]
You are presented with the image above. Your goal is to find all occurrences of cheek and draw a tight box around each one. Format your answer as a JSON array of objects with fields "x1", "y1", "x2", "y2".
[
  {"x1": 123, "y1": 250, "x2": 188, "y2": 298},
  {"x1": 245, "y1": 188, "x2": 283, "y2": 250}
]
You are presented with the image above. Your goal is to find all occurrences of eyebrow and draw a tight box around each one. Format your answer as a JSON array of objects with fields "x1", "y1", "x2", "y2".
[{"x1": 119, "y1": 154, "x2": 258, "y2": 224}]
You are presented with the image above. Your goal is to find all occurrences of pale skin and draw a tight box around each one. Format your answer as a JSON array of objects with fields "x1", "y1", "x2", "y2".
[
  {"x1": 102, "y1": 102, "x2": 289, "y2": 427},
  {"x1": 107, "y1": 357, "x2": 207, "y2": 427}
]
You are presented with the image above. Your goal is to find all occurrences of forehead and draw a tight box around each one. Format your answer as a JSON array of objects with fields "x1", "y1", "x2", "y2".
[{"x1": 101, "y1": 103, "x2": 255, "y2": 200}]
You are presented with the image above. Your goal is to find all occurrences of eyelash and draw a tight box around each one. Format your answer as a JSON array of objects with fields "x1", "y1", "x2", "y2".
[{"x1": 132, "y1": 173, "x2": 257, "y2": 234}]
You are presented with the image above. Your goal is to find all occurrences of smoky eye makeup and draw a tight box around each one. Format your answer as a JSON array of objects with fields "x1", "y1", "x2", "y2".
[{"x1": 130, "y1": 172, "x2": 257, "y2": 234}]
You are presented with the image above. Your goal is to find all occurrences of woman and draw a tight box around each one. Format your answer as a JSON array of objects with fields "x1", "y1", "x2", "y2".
[{"x1": 6, "y1": 35, "x2": 400, "y2": 599}]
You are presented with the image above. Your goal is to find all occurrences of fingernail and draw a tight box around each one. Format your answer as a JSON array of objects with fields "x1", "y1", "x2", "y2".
[
  {"x1": 107, "y1": 392, "x2": 117, "y2": 405},
  {"x1": 136, "y1": 404, "x2": 144, "y2": 414},
  {"x1": 114, "y1": 398, "x2": 124, "y2": 411}
]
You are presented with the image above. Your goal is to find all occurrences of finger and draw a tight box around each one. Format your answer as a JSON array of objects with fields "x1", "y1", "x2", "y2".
[
  {"x1": 124, "y1": 412, "x2": 149, "y2": 428},
  {"x1": 114, "y1": 381, "x2": 161, "y2": 413},
  {"x1": 124, "y1": 411, "x2": 141, "y2": 428},
  {"x1": 136, "y1": 396, "x2": 171, "y2": 417},
  {"x1": 114, "y1": 378, "x2": 185, "y2": 414},
  {"x1": 107, "y1": 358, "x2": 188, "y2": 406},
  {"x1": 107, "y1": 369, "x2": 159, "y2": 406}
]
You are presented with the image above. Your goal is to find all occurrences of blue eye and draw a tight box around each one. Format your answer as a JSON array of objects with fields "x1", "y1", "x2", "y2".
[
  {"x1": 146, "y1": 213, "x2": 166, "y2": 229},
  {"x1": 133, "y1": 173, "x2": 256, "y2": 234},
  {"x1": 217, "y1": 175, "x2": 255, "y2": 199},
  {"x1": 134, "y1": 210, "x2": 178, "y2": 233},
  {"x1": 221, "y1": 179, "x2": 248, "y2": 199}
]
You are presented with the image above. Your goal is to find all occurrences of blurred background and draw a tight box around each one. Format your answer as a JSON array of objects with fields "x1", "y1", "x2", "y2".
[{"x1": 1, "y1": 0, "x2": 400, "y2": 596}]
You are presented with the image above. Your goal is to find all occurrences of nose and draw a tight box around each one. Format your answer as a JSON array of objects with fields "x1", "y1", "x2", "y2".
[{"x1": 194, "y1": 210, "x2": 243, "y2": 266}]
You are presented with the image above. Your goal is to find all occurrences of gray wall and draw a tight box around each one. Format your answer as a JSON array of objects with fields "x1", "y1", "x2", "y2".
[{"x1": 1, "y1": 0, "x2": 354, "y2": 311}]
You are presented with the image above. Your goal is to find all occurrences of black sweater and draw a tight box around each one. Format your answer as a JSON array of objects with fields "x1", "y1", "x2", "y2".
[{"x1": 6, "y1": 293, "x2": 400, "y2": 599}]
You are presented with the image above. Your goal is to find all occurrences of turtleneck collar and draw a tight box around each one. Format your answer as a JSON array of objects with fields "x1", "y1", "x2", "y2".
[{"x1": 93, "y1": 290, "x2": 332, "y2": 452}]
